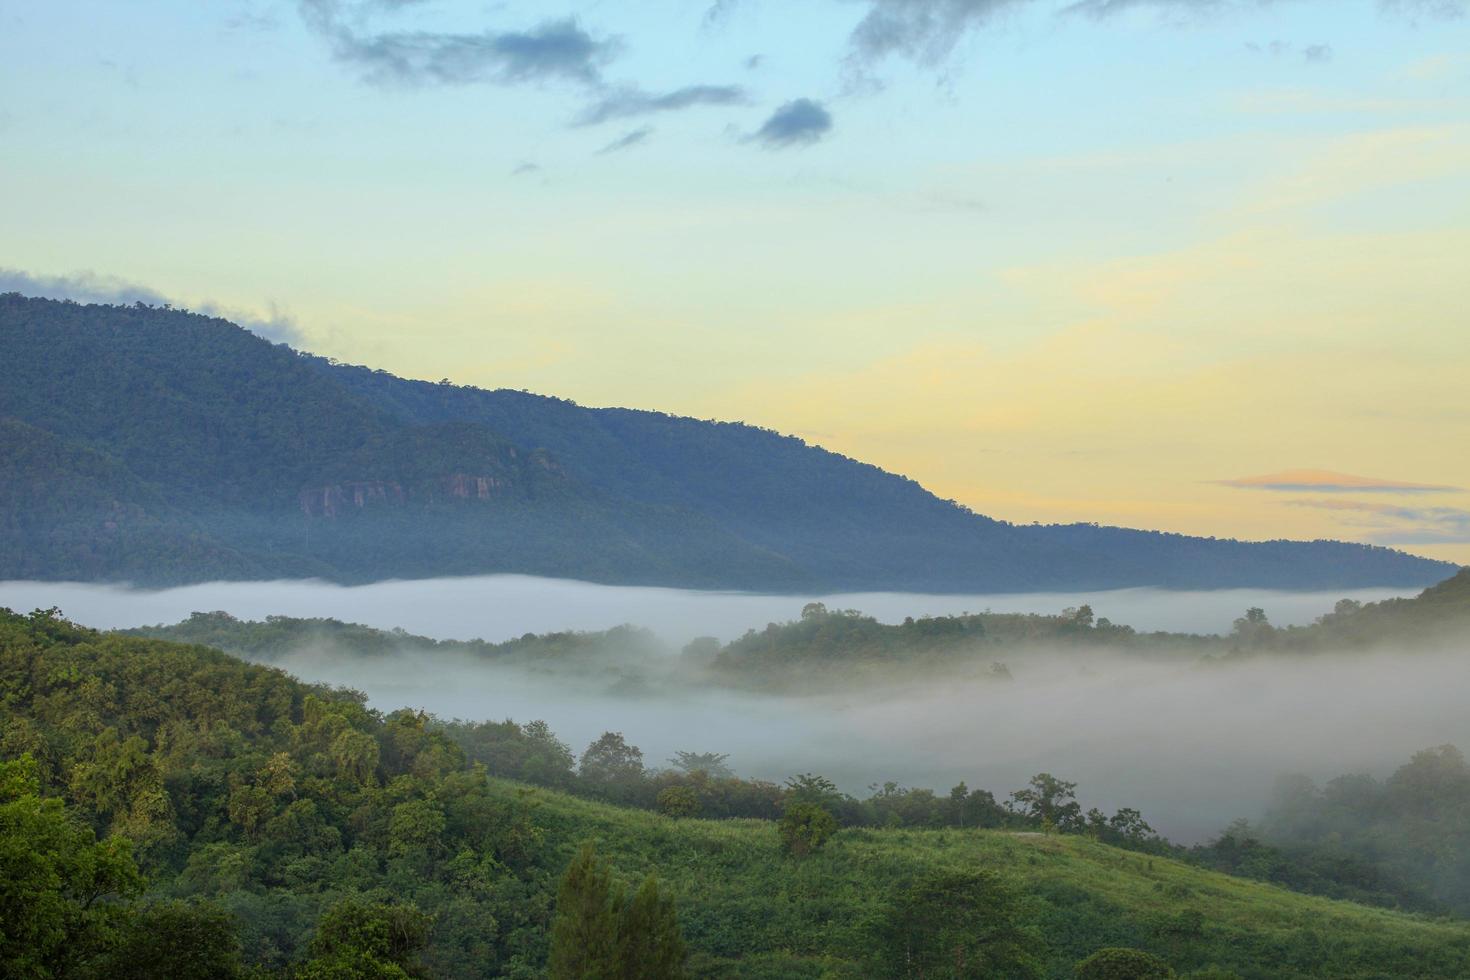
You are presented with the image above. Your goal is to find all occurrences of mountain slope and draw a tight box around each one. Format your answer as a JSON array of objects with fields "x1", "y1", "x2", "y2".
[
  {"x1": 7, "y1": 608, "x2": 1470, "y2": 979},
  {"x1": 0, "y1": 293, "x2": 1455, "y2": 590}
]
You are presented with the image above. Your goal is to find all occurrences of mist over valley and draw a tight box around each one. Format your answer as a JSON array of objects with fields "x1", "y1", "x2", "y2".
[{"x1": 8, "y1": 574, "x2": 1458, "y2": 843}]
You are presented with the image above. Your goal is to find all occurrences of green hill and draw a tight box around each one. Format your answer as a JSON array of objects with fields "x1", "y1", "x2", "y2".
[
  {"x1": 0, "y1": 292, "x2": 1454, "y2": 591},
  {"x1": 508, "y1": 779, "x2": 1470, "y2": 979},
  {"x1": 5, "y1": 607, "x2": 1470, "y2": 978}
]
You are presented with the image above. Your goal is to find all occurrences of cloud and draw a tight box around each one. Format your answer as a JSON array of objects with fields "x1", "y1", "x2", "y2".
[
  {"x1": 749, "y1": 98, "x2": 833, "y2": 148},
  {"x1": 0, "y1": 268, "x2": 306, "y2": 346},
  {"x1": 842, "y1": 0, "x2": 1455, "y2": 77},
  {"x1": 597, "y1": 127, "x2": 653, "y2": 154},
  {"x1": 1218, "y1": 470, "x2": 1463, "y2": 493},
  {"x1": 704, "y1": 0, "x2": 742, "y2": 26},
  {"x1": 847, "y1": 0, "x2": 1026, "y2": 70},
  {"x1": 1064, "y1": 0, "x2": 1239, "y2": 16},
  {"x1": 576, "y1": 84, "x2": 748, "y2": 126},
  {"x1": 0, "y1": 267, "x2": 170, "y2": 308},
  {"x1": 1381, "y1": 0, "x2": 1469, "y2": 21},
  {"x1": 1247, "y1": 40, "x2": 1335, "y2": 63},
  {"x1": 1288, "y1": 498, "x2": 1470, "y2": 544},
  {"x1": 299, "y1": 2, "x2": 617, "y2": 88},
  {"x1": 510, "y1": 161, "x2": 542, "y2": 176}
]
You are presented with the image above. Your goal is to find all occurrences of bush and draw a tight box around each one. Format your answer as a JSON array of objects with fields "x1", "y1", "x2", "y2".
[
  {"x1": 777, "y1": 802, "x2": 837, "y2": 857},
  {"x1": 1076, "y1": 946, "x2": 1175, "y2": 979}
]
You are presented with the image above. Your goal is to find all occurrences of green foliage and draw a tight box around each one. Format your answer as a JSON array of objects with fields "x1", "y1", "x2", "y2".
[
  {"x1": 1075, "y1": 947, "x2": 1176, "y2": 979},
  {"x1": 0, "y1": 755, "x2": 144, "y2": 978},
  {"x1": 615, "y1": 876, "x2": 687, "y2": 980},
  {"x1": 547, "y1": 845, "x2": 688, "y2": 980},
  {"x1": 548, "y1": 844, "x2": 620, "y2": 980},
  {"x1": 89, "y1": 899, "x2": 244, "y2": 980},
  {"x1": 1230, "y1": 743, "x2": 1470, "y2": 914},
  {"x1": 0, "y1": 608, "x2": 545, "y2": 976},
  {"x1": 299, "y1": 897, "x2": 432, "y2": 979},
  {"x1": 578, "y1": 733, "x2": 646, "y2": 802},
  {"x1": 870, "y1": 869, "x2": 1040, "y2": 978},
  {"x1": 1011, "y1": 773, "x2": 1084, "y2": 832},
  {"x1": 655, "y1": 786, "x2": 700, "y2": 819},
  {"x1": 778, "y1": 802, "x2": 838, "y2": 857},
  {"x1": 8, "y1": 609, "x2": 1470, "y2": 978}
]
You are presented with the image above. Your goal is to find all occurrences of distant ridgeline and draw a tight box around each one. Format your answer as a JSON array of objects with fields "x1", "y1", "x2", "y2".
[
  {"x1": 129, "y1": 568, "x2": 1470, "y2": 692},
  {"x1": 0, "y1": 293, "x2": 1457, "y2": 590}
]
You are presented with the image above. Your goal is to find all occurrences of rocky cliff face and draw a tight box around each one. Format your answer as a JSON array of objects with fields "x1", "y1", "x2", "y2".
[{"x1": 299, "y1": 474, "x2": 521, "y2": 517}]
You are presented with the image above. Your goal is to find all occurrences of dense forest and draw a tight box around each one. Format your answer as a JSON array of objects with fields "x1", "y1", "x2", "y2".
[
  {"x1": 0, "y1": 293, "x2": 1453, "y2": 591},
  {"x1": 8, "y1": 608, "x2": 1470, "y2": 975}
]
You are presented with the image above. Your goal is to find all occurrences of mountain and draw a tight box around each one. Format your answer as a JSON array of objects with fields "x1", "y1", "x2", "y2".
[{"x1": 0, "y1": 293, "x2": 1456, "y2": 590}]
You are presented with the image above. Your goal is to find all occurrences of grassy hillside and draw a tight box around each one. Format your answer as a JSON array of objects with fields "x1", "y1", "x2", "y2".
[{"x1": 500, "y1": 778, "x2": 1470, "y2": 979}]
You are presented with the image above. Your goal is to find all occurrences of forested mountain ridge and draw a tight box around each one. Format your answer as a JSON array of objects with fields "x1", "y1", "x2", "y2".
[{"x1": 0, "y1": 293, "x2": 1455, "y2": 590}]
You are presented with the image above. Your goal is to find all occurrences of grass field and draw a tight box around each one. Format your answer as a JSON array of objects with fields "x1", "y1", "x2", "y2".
[{"x1": 500, "y1": 778, "x2": 1470, "y2": 978}]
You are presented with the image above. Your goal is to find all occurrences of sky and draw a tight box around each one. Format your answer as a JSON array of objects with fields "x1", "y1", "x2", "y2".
[{"x1": 3, "y1": 0, "x2": 1469, "y2": 563}]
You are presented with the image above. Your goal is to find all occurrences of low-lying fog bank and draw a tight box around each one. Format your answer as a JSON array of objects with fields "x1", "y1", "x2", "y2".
[
  {"x1": 0, "y1": 575, "x2": 1415, "y2": 644},
  {"x1": 2, "y1": 575, "x2": 1457, "y2": 843},
  {"x1": 228, "y1": 637, "x2": 1470, "y2": 844}
]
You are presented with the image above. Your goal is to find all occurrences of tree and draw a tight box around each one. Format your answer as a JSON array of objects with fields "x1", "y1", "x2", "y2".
[
  {"x1": 778, "y1": 802, "x2": 838, "y2": 857},
  {"x1": 1010, "y1": 774, "x2": 1082, "y2": 831},
  {"x1": 668, "y1": 751, "x2": 733, "y2": 780},
  {"x1": 783, "y1": 772, "x2": 842, "y2": 809},
  {"x1": 872, "y1": 870, "x2": 1040, "y2": 978},
  {"x1": 92, "y1": 900, "x2": 243, "y2": 980},
  {"x1": 1230, "y1": 608, "x2": 1274, "y2": 647},
  {"x1": 549, "y1": 843, "x2": 620, "y2": 979},
  {"x1": 0, "y1": 755, "x2": 143, "y2": 977},
  {"x1": 579, "y1": 733, "x2": 646, "y2": 797},
  {"x1": 656, "y1": 786, "x2": 700, "y2": 819},
  {"x1": 299, "y1": 897, "x2": 432, "y2": 979},
  {"x1": 615, "y1": 876, "x2": 688, "y2": 980},
  {"x1": 1075, "y1": 947, "x2": 1175, "y2": 979}
]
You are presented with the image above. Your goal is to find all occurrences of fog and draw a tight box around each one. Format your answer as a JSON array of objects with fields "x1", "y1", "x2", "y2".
[
  {"x1": 0, "y1": 575, "x2": 1413, "y2": 643},
  {"x1": 251, "y1": 640, "x2": 1470, "y2": 842},
  {"x1": 1, "y1": 575, "x2": 1456, "y2": 843}
]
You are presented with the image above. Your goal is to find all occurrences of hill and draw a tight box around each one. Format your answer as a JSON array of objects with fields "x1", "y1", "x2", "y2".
[
  {"x1": 0, "y1": 292, "x2": 1454, "y2": 591},
  {"x1": 6, "y1": 608, "x2": 1470, "y2": 978}
]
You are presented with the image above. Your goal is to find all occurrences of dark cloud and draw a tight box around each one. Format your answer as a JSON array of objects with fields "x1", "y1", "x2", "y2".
[
  {"x1": 0, "y1": 268, "x2": 306, "y2": 346},
  {"x1": 596, "y1": 127, "x2": 653, "y2": 154},
  {"x1": 842, "y1": 0, "x2": 1448, "y2": 77},
  {"x1": 299, "y1": 1, "x2": 617, "y2": 88},
  {"x1": 749, "y1": 98, "x2": 833, "y2": 148},
  {"x1": 576, "y1": 84, "x2": 748, "y2": 126},
  {"x1": 848, "y1": 0, "x2": 1026, "y2": 69},
  {"x1": 511, "y1": 162, "x2": 542, "y2": 176},
  {"x1": 1218, "y1": 470, "x2": 1462, "y2": 493}
]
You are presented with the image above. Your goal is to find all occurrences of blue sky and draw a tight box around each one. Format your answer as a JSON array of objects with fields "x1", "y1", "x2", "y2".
[{"x1": 3, "y1": 0, "x2": 1469, "y2": 558}]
